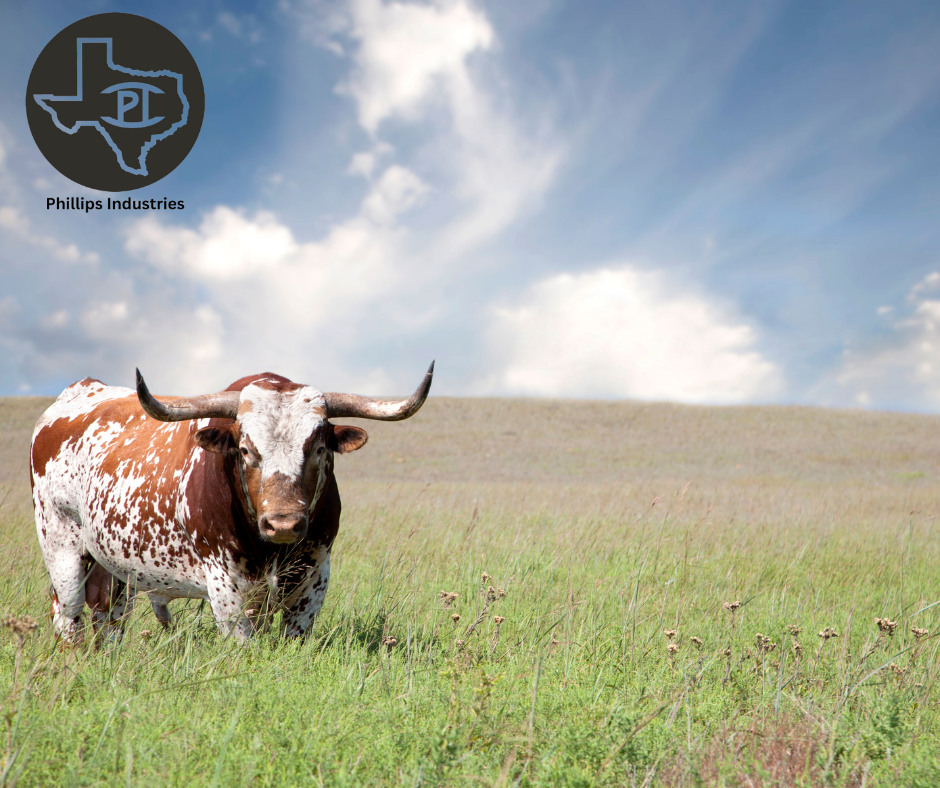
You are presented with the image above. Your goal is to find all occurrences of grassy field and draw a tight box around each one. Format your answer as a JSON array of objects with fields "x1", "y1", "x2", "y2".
[{"x1": 1, "y1": 395, "x2": 939, "y2": 786}]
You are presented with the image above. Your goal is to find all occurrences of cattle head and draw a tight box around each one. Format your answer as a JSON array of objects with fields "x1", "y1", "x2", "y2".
[{"x1": 135, "y1": 363, "x2": 434, "y2": 544}]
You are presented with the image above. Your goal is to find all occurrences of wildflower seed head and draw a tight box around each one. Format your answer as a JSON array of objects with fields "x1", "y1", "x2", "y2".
[
  {"x1": 438, "y1": 591, "x2": 458, "y2": 608},
  {"x1": 493, "y1": 616, "x2": 505, "y2": 626},
  {"x1": 667, "y1": 643, "x2": 679, "y2": 654},
  {"x1": 690, "y1": 636, "x2": 703, "y2": 648},
  {"x1": 912, "y1": 626, "x2": 929, "y2": 639},
  {"x1": 456, "y1": 639, "x2": 466, "y2": 648},
  {"x1": 140, "y1": 629, "x2": 153, "y2": 640},
  {"x1": 482, "y1": 572, "x2": 492, "y2": 585},
  {"x1": 382, "y1": 636, "x2": 398, "y2": 651},
  {"x1": 451, "y1": 613, "x2": 461, "y2": 626},
  {"x1": 723, "y1": 601, "x2": 741, "y2": 612},
  {"x1": 723, "y1": 647, "x2": 732, "y2": 657},
  {"x1": 755, "y1": 633, "x2": 775, "y2": 653},
  {"x1": 818, "y1": 627, "x2": 839, "y2": 640},
  {"x1": 486, "y1": 585, "x2": 497, "y2": 603},
  {"x1": 664, "y1": 629, "x2": 677, "y2": 640},
  {"x1": 787, "y1": 625, "x2": 801, "y2": 637},
  {"x1": 793, "y1": 642, "x2": 803, "y2": 657},
  {"x1": 2, "y1": 615, "x2": 38, "y2": 636},
  {"x1": 874, "y1": 618, "x2": 898, "y2": 636},
  {"x1": 497, "y1": 588, "x2": 507, "y2": 599}
]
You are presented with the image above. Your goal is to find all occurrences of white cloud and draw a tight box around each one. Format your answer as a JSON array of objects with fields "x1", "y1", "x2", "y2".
[
  {"x1": 909, "y1": 271, "x2": 940, "y2": 297},
  {"x1": 218, "y1": 12, "x2": 243, "y2": 36},
  {"x1": 127, "y1": 208, "x2": 298, "y2": 282},
  {"x1": 360, "y1": 164, "x2": 428, "y2": 223},
  {"x1": 0, "y1": 205, "x2": 99, "y2": 264},
  {"x1": 0, "y1": 276, "x2": 231, "y2": 397},
  {"x1": 0, "y1": 206, "x2": 28, "y2": 235},
  {"x1": 820, "y1": 272, "x2": 940, "y2": 409},
  {"x1": 347, "y1": 141, "x2": 393, "y2": 179},
  {"x1": 41, "y1": 309, "x2": 69, "y2": 329},
  {"x1": 479, "y1": 264, "x2": 782, "y2": 403},
  {"x1": 216, "y1": 11, "x2": 262, "y2": 43},
  {"x1": 120, "y1": 166, "x2": 427, "y2": 387},
  {"x1": 301, "y1": 0, "x2": 561, "y2": 255},
  {"x1": 338, "y1": 0, "x2": 494, "y2": 134},
  {"x1": 4, "y1": 0, "x2": 552, "y2": 396},
  {"x1": 118, "y1": 0, "x2": 563, "y2": 396},
  {"x1": 75, "y1": 300, "x2": 227, "y2": 393},
  {"x1": 127, "y1": 163, "x2": 425, "y2": 303}
]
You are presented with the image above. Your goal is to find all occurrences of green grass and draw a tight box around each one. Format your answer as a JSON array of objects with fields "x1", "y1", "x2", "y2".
[{"x1": 1, "y1": 395, "x2": 939, "y2": 786}]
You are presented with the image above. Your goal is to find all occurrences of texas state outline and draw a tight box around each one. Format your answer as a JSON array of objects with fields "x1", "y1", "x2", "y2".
[{"x1": 33, "y1": 38, "x2": 189, "y2": 176}]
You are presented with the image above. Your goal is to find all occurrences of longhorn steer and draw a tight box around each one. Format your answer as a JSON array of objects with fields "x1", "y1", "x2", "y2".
[{"x1": 30, "y1": 364, "x2": 433, "y2": 642}]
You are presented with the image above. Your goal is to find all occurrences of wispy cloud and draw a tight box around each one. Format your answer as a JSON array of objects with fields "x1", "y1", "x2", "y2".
[
  {"x1": 816, "y1": 272, "x2": 940, "y2": 410},
  {"x1": 336, "y1": 0, "x2": 494, "y2": 135},
  {"x1": 0, "y1": 206, "x2": 99, "y2": 265}
]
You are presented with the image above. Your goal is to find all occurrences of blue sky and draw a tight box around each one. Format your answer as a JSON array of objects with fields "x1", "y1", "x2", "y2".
[{"x1": 1, "y1": 0, "x2": 939, "y2": 409}]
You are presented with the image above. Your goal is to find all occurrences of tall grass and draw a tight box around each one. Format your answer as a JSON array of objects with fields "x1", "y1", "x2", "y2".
[{"x1": 0, "y1": 396, "x2": 938, "y2": 786}]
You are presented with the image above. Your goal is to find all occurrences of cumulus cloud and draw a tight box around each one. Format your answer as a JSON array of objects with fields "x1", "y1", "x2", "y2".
[
  {"x1": 117, "y1": 163, "x2": 432, "y2": 391},
  {"x1": 111, "y1": 0, "x2": 560, "y2": 393},
  {"x1": 819, "y1": 272, "x2": 940, "y2": 409},
  {"x1": 479, "y1": 264, "x2": 782, "y2": 403},
  {"x1": 127, "y1": 163, "x2": 426, "y2": 305},
  {"x1": 127, "y1": 208, "x2": 299, "y2": 282}
]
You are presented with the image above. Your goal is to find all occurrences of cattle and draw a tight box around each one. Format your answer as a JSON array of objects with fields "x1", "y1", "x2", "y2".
[{"x1": 30, "y1": 363, "x2": 434, "y2": 643}]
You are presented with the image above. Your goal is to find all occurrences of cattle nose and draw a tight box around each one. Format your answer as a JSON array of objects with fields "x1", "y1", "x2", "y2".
[{"x1": 260, "y1": 512, "x2": 308, "y2": 543}]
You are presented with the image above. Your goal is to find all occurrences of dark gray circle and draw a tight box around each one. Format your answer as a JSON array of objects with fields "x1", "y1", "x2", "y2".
[{"x1": 26, "y1": 13, "x2": 204, "y2": 192}]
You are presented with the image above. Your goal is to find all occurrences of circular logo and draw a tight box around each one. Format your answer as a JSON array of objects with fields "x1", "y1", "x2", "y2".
[{"x1": 26, "y1": 13, "x2": 204, "y2": 192}]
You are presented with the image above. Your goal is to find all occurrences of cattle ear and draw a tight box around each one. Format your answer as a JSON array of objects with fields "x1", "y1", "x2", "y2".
[
  {"x1": 194, "y1": 426, "x2": 238, "y2": 455},
  {"x1": 331, "y1": 425, "x2": 368, "y2": 454}
]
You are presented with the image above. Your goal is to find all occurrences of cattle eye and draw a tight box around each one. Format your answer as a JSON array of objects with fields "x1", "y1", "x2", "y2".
[
  {"x1": 240, "y1": 447, "x2": 249, "y2": 457},
  {"x1": 316, "y1": 446, "x2": 324, "y2": 456}
]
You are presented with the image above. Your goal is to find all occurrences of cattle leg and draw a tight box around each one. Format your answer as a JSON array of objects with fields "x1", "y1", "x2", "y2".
[
  {"x1": 205, "y1": 565, "x2": 253, "y2": 640},
  {"x1": 35, "y1": 506, "x2": 85, "y2": 644},
  {"x1": 281, "y1": 547, "x2": 331, "y2": 637},
  {"x1": 85, "y1": 560, "x2": 133, "y2": 643},
  {"x1": 148, "y1": 594, "x2": 173, "y2": 629}
]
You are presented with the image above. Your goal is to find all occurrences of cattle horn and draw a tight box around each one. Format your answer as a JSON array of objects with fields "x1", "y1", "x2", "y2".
[
  {"x1": 136, "y1": 369, "x2": 240, "y2": 422},
  {"x1": 324, "y1": 361, "x2": 434, "y2": 421}
]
